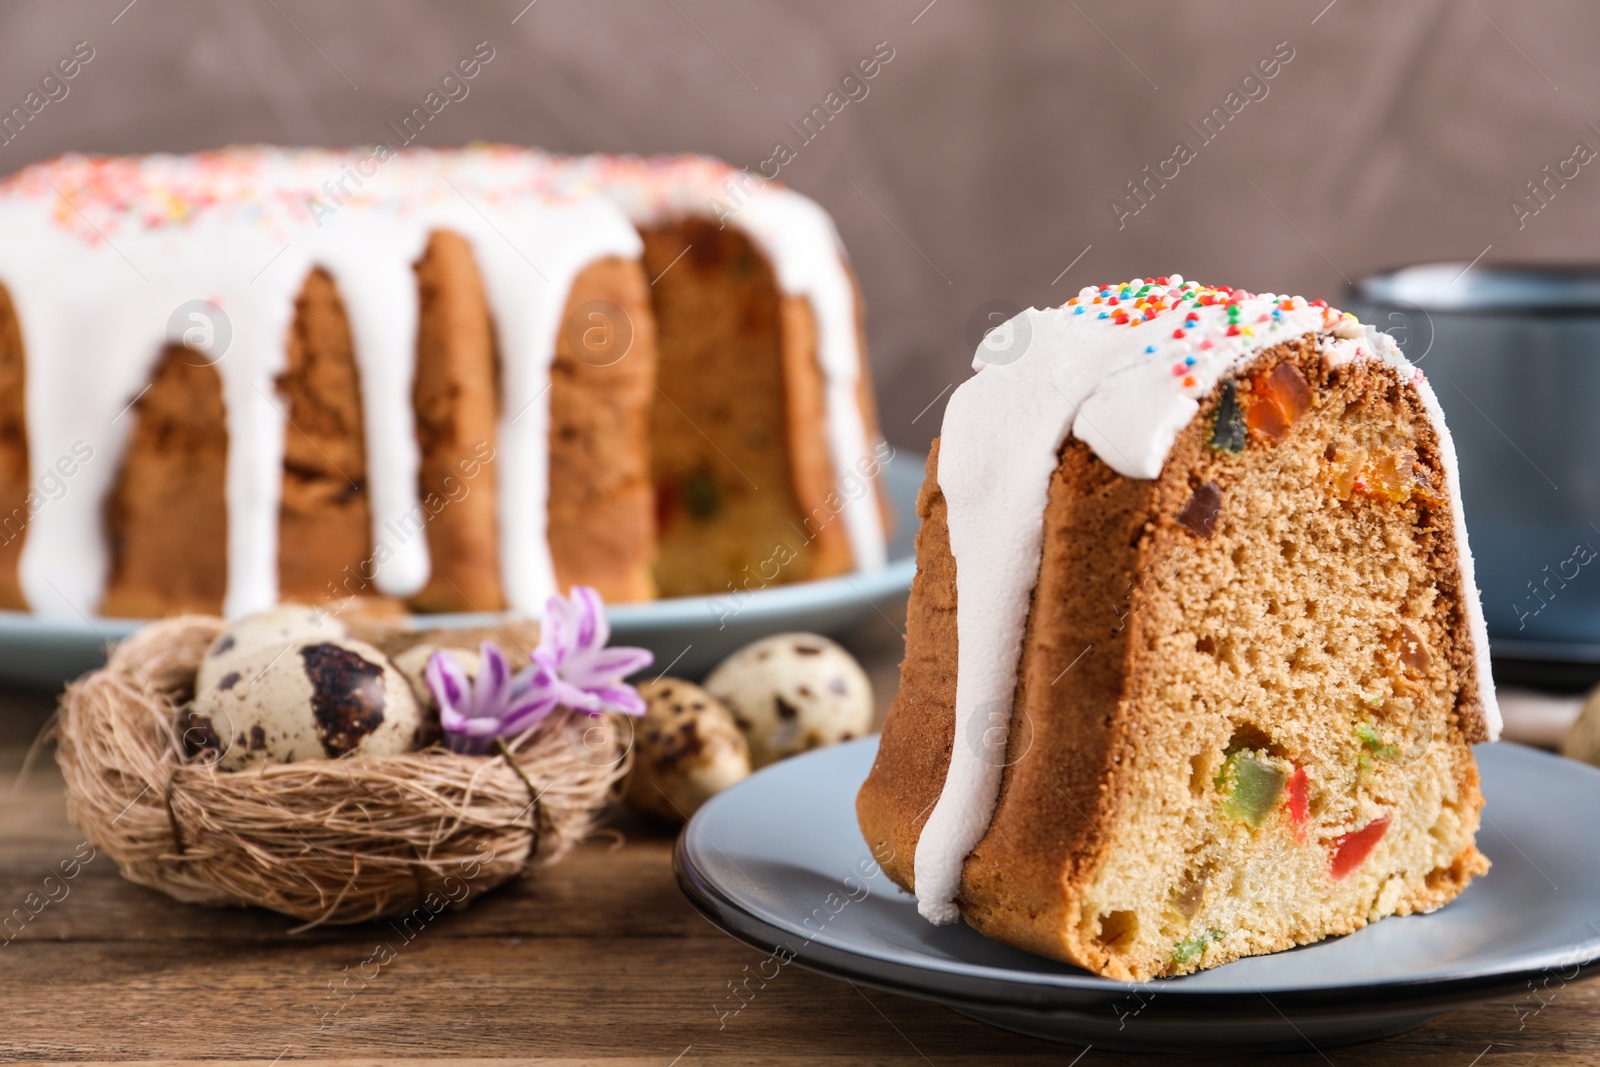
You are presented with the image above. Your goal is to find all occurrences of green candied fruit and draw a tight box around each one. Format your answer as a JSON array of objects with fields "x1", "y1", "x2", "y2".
[
  {"x1": 1217, "y1": 752, "x2": 1288, "y2": 828},
  {"x1": 683, "y1": 468, "x2": 722, "y2": 521},
  {"x1": 1172, "y1": 927, "x2": 1224, "y2": 966},
  {"x1": 1355, "y1": 720, "x2": 1399, "y2": 760},
  {"x1": 1210, "y1": 381, "x2": 1247, "y2": 453}
]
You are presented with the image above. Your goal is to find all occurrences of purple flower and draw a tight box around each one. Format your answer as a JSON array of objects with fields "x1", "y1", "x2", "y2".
[
  {"x1": 427, "y1": 585, "x2": 652, "y2": 755},
  {"x1": 426, "y1": 642, "x2": 559, "y2": 756},
  {"x1": 532, "y1": 585, "x2": 654, "y2": 717}
]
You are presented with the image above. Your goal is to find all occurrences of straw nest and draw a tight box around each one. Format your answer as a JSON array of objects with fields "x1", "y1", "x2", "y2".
[{"x1": 53, "y1": 615, "x2": 631, "y2": 928}]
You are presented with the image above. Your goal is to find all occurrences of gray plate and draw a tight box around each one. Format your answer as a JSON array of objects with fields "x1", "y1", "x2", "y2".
[
  {"x1": 0, "y1": 453, "x2": 924, "y2": 690},
  {"x1": 675, "y1": 737, "x2": 1600, "y2": 1053}
]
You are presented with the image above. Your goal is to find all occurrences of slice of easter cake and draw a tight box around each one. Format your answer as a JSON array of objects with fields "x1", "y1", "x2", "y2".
[{"x1": 857, "y1": 276, "x2": 1498, "y2": 980}]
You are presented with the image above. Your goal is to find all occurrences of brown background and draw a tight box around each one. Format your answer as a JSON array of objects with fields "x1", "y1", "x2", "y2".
[{"x1": 0, "y1": 0, "x2": 1592, "y2": 450}]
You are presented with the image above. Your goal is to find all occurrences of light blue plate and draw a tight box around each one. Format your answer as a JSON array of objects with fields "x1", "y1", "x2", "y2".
[
  {"x1": 676, "y1": 737, "x2": 1600, "y2": 1053},
  {"x1": 0, "y1": 453, "x2": 924, "y2": 689}
]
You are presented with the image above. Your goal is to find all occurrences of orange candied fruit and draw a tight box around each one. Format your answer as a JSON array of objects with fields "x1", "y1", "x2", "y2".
[
  {"x1": 1246, "y1": 361, "x2": 1313, "y2": 444},
  {"x1": 1328, "y1": 446, "x2": 1443, "y2": 506}
]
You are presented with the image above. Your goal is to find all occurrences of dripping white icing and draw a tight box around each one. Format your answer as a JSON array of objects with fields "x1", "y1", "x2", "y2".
[
  {"x1": 0, "y1": 147, "x2": 640, "y2": 618},
  {"x1": 913, "y1": 276, "x2": 1500, "y2": 925},
  {"x1": 557, "y1": 154, "x2": 889, "y2": 574}
]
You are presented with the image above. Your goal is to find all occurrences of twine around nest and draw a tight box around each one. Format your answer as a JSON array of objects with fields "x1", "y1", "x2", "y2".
[{"x1": 53, "y1": 615, "x2": 631, "y2": 928}]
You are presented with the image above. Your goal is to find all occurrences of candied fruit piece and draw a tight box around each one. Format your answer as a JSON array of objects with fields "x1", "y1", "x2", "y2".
[
  {"x1": 1328, "y1": 446, "x2": 1367, "y2": 500},
  {"x1": 1210, "y1": 381, "x2": 1247, "y2": 453},
  {"x1": 1247, "y1": 390, "x2": 1289, "y2": 442},
  {"x1": 1330, "y1": 442, "x2": 1445, "y2": 508},
  {"x1": 1176, "y1": 482, "x2": 1223, "y2": 539},
  {"x1": 1247, "y1": 361, "x2": 1312, "y2": 444},
  {"x1": 1330, "y1": 815, "x2": 1391, "y2": 879},
  {"x1": 1266, "y1": 359, "x2": 1313, "y2": 415},
  {"x1": 1218, "y1": 751, "x2": 1288, "y2": 828},
  {"x1": 683, "y1": 468, "x2": 722, "y2": 520},
  {"x1": 1355, "y1": 719, "x2": 1399, "y2": 760},
  {"x1": 1169, "y1": 867, "x2": 1211, "y2": 920},
  {"x1": 1172, "y1": 927, "x2": 1224, "y2": 966},
  {"x1": 1284, "y1": 766, "x2": 1309, "y2": 844},
  {"x1": 654, "y1": 479, "x2": 680, "y2": 529},
  {"x1": 1364, "y1": 449, "x2": 1417, "y2": 503},
  {"x1": 1347, "y1": 447, "x2": 1444, "y2": 507}
]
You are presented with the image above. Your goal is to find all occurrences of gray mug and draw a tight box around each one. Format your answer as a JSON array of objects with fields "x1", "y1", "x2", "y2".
[{"x1": 1350, "y1": 265, "x2": 1600, "y2": 652}]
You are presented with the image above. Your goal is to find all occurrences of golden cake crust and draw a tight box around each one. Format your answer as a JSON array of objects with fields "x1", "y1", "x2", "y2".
[
  {"x1": 408, "y1": 229, "x2": 505, "y2": 613},
  {"x1": 0, "y1": 284, "x2": 27, "y2": 611},
  {"x1": 99, "y1": 346, "x2": 229, "y2": 618},
  {"x1": 276, "y1": 266, "x2": 374, "y2": 608},
  {"x1": 546, "y1": 254, "x2": 659, "y2": 604}
]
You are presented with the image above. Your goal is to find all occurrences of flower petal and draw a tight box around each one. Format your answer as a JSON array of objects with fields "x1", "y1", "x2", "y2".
[
  {"x1": 473, "y1": 640, "x2": 511, "y2": 716},
  {"x1": 499, "y1": 697, "x2": 559, "y2": 735},
  {"x1": 425, "y1": 650, "x2": 470, "y2": 711},
  {"x1": 586, "y1": 683, "x2": 647, "y2": 716},
  {"x1": 539, "y1": 591, "x2": 578, "y2": 663},
  {"x1": 571, "y1": 645, "x2": 653, "y2": 683},
  {"x1": 574, "y1": 585, "x2": 608, "y2": 651}
]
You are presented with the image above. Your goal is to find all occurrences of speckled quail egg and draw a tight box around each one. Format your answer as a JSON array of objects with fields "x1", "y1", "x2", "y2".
[
  {"x1": 623, "y1": 678, "x2": 751, "y2": 822},
  {"x1": 196, "y1": 605, "x2": 349, "y2": 694},
  {"x1": 391, "y1": 643, "x2": 482, "y2": 709},
  {"x1": 184, "y1": 636, "x2": 422, "y2": 770},
  {"x1": 702, "y1": 633, "x2": 873, "y2": 768}
]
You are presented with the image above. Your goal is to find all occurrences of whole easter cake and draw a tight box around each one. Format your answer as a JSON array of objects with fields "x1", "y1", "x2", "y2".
[
  {"x1": 0, "y1": 146, "x2": 888, "y2": 619},
  {"x1": 856, "y1": 276, "x2": 1500, "y2": 980}
]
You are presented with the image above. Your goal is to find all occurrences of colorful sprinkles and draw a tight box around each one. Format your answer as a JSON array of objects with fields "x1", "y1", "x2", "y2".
[
  {"x1": 1060, "y1": 275, "x2": 1364, "y2": 398},
  {"x1": 0, "y1": 147, "x2": 768, "y2": 245}
]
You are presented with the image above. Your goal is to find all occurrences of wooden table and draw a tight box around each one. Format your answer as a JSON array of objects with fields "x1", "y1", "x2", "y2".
[{"x1": 4, "y1": 621, "x2": 1599, "y2": 1067}]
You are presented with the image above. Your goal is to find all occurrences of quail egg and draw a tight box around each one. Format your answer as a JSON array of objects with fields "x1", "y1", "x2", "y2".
[
  {"x1": 1563, "y1": 683, "x2": 1600, "y2": 768},
  {"x1": 185, "y1": 636, "x2": 422, "y2": 770},
  {"x1": 702, "y1": 633, "x2": 873, "y2": 768},
  {"x1": 623, "y1": 678, "x2": 751, "y2": 821},
  {"x1": 391, "y1": 642, "x2": 481, "y2": 709},
  {"x1": 196, "y1": 605, "x2": 349, "y2": 693}
]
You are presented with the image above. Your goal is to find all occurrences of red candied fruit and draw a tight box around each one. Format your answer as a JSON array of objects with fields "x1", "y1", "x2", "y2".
[
  {"x1": 1246, "y1": 361, "x2": 1313, "y2": 444},
  {"x1": 1285, "y1": 766, "x2": 1309, "y2": 844},
  {"x1": 1329, "y1": 814, "x2": 1390, "y2": 879},
  {"x1": 654, "y1": 480, "x2": 679, "y2": 530}
]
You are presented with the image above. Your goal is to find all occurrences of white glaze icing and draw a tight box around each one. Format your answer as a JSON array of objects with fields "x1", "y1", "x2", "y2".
[
  {"x1": 913, "y1": 276, "x2": 1501, "y2": 925},
  {"x1": 0, "y1": 146, "x2": 640, "y2": 618},
  {"x1": 556, "y1": 154, "x2": 888, "y2": 574}
]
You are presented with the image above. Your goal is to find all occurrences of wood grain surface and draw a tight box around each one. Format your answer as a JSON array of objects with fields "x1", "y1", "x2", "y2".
[{"x1": 2, "y1": 648, "x2": 1598, "y2": 1067}]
